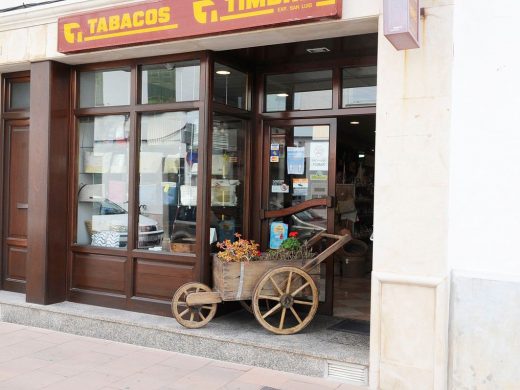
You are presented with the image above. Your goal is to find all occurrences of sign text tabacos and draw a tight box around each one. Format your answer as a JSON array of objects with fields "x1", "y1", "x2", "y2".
[{"x1": 58, "y1": 0, "x2": 342, "y2": 53}]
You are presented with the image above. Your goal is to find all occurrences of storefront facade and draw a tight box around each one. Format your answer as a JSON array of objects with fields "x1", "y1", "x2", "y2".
[{"x1": 1, "y1": 0, "x2": 519, "y2": 389}]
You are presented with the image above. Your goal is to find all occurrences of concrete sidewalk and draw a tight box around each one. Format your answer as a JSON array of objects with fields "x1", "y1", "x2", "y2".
[{"x1": 0, "y1": 322, "x2": 363, "y2": 390}]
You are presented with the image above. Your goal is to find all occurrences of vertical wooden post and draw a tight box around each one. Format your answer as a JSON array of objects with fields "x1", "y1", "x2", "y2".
[{"x1": 26, "y1": 61, "x2": 71, "y2": 304}]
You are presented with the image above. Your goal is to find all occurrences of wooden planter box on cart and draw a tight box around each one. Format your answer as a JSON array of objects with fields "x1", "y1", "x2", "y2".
[{"x1": 212, "y1": 256, "x2": 320, "y2": 301}]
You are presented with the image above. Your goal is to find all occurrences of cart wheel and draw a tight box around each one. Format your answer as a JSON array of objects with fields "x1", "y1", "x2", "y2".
[
  {"x1": 172, "y1": 282, "x2": 217, "y2": 329},
  {"x1": 252, "y1": 266, "x2": 318, "y2": 335},
  {"x1": 239, "y1": 300, "x2": 253, "y2": 314},
  {"x1": 240, "y1": 299, "x2": 272, "y2": 315}
]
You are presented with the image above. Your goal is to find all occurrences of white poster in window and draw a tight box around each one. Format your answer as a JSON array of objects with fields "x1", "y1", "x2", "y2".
[{"x1": 310, "y1": 142, "x2": 329, "y2": 171}]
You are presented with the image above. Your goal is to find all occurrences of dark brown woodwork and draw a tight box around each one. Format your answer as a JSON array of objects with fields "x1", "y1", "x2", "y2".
[
  {"x1": 2, "y1": 121, "x2": 29, "y2": 292},
  {"x1": 134, "y1": 258, "x2": 196, "y2": 301},
  {"x1": 71, "y1": 253, "x2": 126, "y2": 294},
  {"x1": 262, "y1": 199, "x2": 328, "y2": 220},
  {"x1": 2, "y1": 72, "x2": 30, "y2": 294},
  {"x1": 257, "y1": 117, "x2": 337, "y2": 315},
  {"x1": 67, "y1": 52, "x2": 206, "y2": 315},
  {"x1": 6, "y1": 247, "x2": 26, "y2": 281},
  {"x1": 26, "y1": 61, "x2": 71, "y2": 304},
  {"x1": 0, "y1": 117, "x2": 29, "y2": 292}
]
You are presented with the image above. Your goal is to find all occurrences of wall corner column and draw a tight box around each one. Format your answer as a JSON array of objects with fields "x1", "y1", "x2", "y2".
[{"x1": 26, "y1": 60, "x2": 71, "y2": 305}]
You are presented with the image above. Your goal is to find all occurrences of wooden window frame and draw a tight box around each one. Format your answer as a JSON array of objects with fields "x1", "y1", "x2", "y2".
[{"x1": 67, "y1": 51, "x2": 255, "y2": 314}]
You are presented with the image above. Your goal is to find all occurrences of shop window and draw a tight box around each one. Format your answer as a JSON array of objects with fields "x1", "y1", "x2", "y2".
[
  {"x1": 210, "y1": 114, "x2": 247, "y2": 246},
  {"x1": 9, "y1": 81, "x2": 30, "y2": 110},
  {"x1": 214, "y1": 64, "x2": 248, "y2": 110},
  {"x1": 141, "y1": 61, "x2": 200, "y2": 104},
  {"x1": 265, "y1": 70, "x2": 333, "y2": 112},
  {"x1": 138, "y1": 111, "x2": 199, "y2": 253},
  {"x1": 76, "y1": 115, "x2": 130, "y2": 248},
  {"x1": 79, "y1": 68, "x2": 131, "y2": 108},
  {"x1": 342, "y1": 66, "x2": 377, "y2": 107}
]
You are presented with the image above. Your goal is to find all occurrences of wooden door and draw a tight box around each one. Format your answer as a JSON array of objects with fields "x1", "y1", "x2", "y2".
[
  {"x1": 260, "y1": 118, "x2": 337, "y2": 314},
  {"x1": 2, "y1": 119, "x2": 29, "y2": 292}
]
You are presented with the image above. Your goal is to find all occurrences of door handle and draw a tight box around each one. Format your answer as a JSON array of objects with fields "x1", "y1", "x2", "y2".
[{"x1": 16, "y1": 203, "x2": 28, "y2": 210}]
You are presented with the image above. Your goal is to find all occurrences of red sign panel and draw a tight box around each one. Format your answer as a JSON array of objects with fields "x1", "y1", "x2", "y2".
[{"x1": 58, "y1": 0, "x2": 342, "y2": 53}]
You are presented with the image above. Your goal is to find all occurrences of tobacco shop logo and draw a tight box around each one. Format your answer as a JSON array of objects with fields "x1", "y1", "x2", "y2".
[
  {"x1": 193, "y1": 0, "x2": 337, "y2": 24},
  {"x1": 63, "y1": 5, "x2": 174, "y2": 44}
]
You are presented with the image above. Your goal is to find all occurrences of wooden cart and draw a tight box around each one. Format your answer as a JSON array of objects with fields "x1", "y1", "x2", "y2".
[{"x1": 171, "y1": 232, "x2": 351, "y2": 335}]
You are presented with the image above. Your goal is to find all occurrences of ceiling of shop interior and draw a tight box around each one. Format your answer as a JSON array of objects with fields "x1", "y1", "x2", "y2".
[
  {"x1": 223, "y1": 34, "x2": 378, "y2": 67},
  {"x1": 337, "y1": 115, "x2": 376, "y2": 153}
]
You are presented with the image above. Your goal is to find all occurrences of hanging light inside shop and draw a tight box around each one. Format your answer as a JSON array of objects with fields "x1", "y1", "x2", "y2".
[{"x1": 216, "y1": 70, "x2": 231, "y2": 75}]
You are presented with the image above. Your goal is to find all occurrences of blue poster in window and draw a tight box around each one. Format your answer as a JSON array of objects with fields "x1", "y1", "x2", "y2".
[
  {"x1": 270, "y1": 222, "x2": 288, "y2": 249},
  {"x1": 287, "y1": 147, "x2": 305, "y2": 175}
]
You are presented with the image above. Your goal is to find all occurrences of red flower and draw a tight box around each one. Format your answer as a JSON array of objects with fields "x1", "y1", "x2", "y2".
[{"x1": 289, "y1": 232, "x2": 298, "y2": 238}]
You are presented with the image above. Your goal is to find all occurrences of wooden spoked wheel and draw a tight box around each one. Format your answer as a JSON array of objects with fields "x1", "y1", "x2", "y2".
[
  {"x1": 171, "y1": 282, "x2": 217, "y2": 329},
  {"x1": 240, "y1": 299, "x2": 272, "y2": 315},
  {"x1": 252, "y1": 266, "x2": 318, "y2": 335},
  {"x1": 239, "y1": 300, "x2": 253, "y2": 314}
]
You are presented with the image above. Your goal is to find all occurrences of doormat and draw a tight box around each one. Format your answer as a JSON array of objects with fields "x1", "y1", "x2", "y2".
[{"x1": 328, "y1": 319, "x2": 370, "y2": 335}]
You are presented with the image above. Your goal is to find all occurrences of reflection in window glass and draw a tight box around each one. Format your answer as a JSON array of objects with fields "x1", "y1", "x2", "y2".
[
  {"x1": 210, "y1": 114, "x2": 246, "y2": 247},
  {"x1": 265, "y1": 70, "x2": 333, "y2": 112},
  {"x1": 342, "y1": 66, "x2": 377, "y2": 107},
  {"x1": 214, "y1": 64, "x2": 248, "y2": 110},
  {"x1": 10, "y1": 81, "x2": 30, "y2": 110},
  {"x1": 76, "y1": 115, "x2": 130, "y2": 248},
  {"x1": 269, "y1": 125, "x2": 330, "y2": 213},
  {"x1": 80, "y1": 69, "x2": 131, "y2": 108},
  {"x1": 138, "y1": 111, "x2": 199, "y2": 253},
  {"x1": 141, "y1": 61, "x2": 200, "y2": 104}
]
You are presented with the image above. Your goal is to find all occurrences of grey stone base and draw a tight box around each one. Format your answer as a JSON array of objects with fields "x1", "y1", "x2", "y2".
[{"x1": 0, "y1": 291, "x2": 369, "y2": 378}]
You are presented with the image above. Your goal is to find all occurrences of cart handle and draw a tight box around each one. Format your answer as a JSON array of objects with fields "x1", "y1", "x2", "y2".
[{"x1": 302, "y1": 232, "x2": 352, "y2": 273}]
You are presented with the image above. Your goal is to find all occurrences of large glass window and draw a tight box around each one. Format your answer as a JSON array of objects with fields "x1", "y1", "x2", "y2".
[
  {"x1": 76, "y1": 115, "x2": 130, "y2": 247},
  {"x1": 214, "y1": 64, "x2": 248, "y2": 110},
  {"x1": 10, "y1": 81, "x2": 30, "y2": 110},
  {"x1": 265, "y1": 70, "x2": 333, "y2": 112},
  {"x1": 138, "y1": 111, "x2": 199, "y2": 253},
  {"x1": 210, "y1": 114, "x2": 247, "y2": 245},
  {"x1": 141, "y1": 61, "x2": 200, "y2": 104},
  {"x1": 342, "y1": 66, "x2": 377, "y2": 107},
  {"x1": 79, "y1": 69, "x2": 131, "y2": 108}
]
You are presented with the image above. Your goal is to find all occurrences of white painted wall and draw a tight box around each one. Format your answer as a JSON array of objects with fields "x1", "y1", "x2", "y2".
[{"x1": 448, "y1": 0, "x2": 520, "y2": 277}]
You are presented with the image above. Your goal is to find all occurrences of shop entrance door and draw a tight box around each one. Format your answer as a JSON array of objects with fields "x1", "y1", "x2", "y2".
[
  {"x1": 260, "y1": 118, "x2": 336, "y2": 314},
  {"x1": 1, "y1": 119, "x2": 29, "y2": 293}
]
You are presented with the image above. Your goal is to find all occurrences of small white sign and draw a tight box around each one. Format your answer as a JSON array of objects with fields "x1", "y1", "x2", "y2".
[{"x1": 310, "y1": 142, "x2": 329, "y2": 171}]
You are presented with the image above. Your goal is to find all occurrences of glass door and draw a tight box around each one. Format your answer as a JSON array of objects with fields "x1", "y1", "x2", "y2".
[{"x1": 261, "y1": 118, "x2": 336, "y2": 314}]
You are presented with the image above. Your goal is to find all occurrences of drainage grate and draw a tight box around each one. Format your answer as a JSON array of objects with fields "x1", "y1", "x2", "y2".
[{"x1": 326, "y1": 361, "x2": 368, "y2": 385}]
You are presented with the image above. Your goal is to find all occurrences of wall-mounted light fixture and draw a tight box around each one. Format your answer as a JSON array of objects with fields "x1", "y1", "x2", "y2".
[{"x1": 383, "y1": 0, "x2": 422, "y2": 50}]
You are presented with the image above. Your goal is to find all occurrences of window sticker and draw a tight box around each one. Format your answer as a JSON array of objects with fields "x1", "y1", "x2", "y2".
[
  {"x1": 293, "y1": 178, "x2": 309, "y2": 196},
  {"x1": 287, "y1": 147, "x2": 305, "y2": 175},
  {"x1": 270, "y1": 222, "x2": 288, "y2": 249},
  {"x1": 272, "y1": 180, "x2": 289, "y2": 193},
  {"x1": 270, "y1": 143, "x2": 280, "y2": 163}
]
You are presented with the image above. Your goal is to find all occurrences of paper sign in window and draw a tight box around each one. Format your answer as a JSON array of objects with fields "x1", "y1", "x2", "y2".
[{"x1": 310, "y1": 142, "x2": 329, "y2": 171}]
